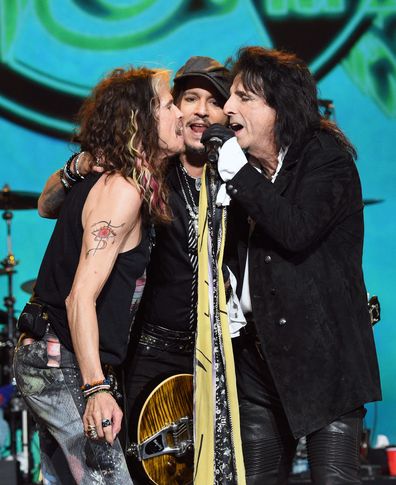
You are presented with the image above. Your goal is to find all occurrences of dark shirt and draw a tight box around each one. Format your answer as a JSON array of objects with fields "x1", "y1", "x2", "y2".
[
  {"x1": 139, "y1": 162, "x2": 199, "y2": 331},
  {"x1": 34, "y1": 173, "x2": 151, "y2": 366}
]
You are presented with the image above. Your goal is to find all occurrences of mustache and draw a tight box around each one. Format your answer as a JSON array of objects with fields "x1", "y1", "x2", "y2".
[{"x1": 186, "y1": 118, "x2": 210, "y2": 128}]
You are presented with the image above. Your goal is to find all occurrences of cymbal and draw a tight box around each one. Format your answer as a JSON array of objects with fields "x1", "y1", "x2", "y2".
[
  {"x1": 363, "y1": 199, "x2": 384, "y2": 206},
  {"x1": 0, "y1": 185, "x2": 39, "y2": 210},
  {"x1": 21, "y1": 279, "x2": 36, "y2": 295}
]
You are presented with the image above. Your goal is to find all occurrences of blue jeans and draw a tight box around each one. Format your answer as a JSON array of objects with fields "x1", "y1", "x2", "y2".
[{"x1": 13, "y1": 329, "x2": 133, "y2": 485}]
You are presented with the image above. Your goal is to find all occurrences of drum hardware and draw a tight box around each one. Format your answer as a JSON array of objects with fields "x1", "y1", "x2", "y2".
[
  {"x1": 0, "y1": 184, "x2": 39, "y2": 352},
  {"x1": 0, "y1": 308, "x2": 16, "y2": 325},
  {"x1": 363, "y1": 199, "x2": 384, "y2": 206},
  {"x1": 0, "y1": 184, "x2": 39, "y2": 483},
  {"x1": 0, "y1": 267, "x2": 17, "y2": 276}
]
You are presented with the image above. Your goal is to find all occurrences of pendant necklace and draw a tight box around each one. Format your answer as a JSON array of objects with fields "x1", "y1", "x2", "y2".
[
  {"x1": 177, "y1": 163, "x2": 199, "y2": 237},
  {"x1": 194, "y1": 176, "x2": 201, "y2": 192}
]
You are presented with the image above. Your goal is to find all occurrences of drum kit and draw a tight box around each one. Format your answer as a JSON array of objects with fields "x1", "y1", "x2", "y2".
[{"x1": 0, "y1": 184, "x2": 40, "y2": 483}]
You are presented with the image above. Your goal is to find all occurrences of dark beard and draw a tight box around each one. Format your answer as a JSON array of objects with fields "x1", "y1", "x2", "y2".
[{"x1": 184, "y1": 143, "x2": 206, "y2": 167}]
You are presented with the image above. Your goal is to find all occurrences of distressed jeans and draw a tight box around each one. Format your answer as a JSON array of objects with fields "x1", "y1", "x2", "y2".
[{"x1": 13, "y1": 329, "x2": 133, "y2": 485}]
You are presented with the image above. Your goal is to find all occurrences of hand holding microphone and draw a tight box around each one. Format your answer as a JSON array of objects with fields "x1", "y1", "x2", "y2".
[
  {"x1": 201, "y1": 124, "x2": 235, "y2": 163},
  {"x1": 203, "y1": 123, "x2": 249, "y2": 185}
]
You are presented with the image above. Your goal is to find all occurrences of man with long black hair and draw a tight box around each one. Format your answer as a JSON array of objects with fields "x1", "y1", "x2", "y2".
[{"x1": 202, "y1": 46, "x2": 382, "y2": 484}]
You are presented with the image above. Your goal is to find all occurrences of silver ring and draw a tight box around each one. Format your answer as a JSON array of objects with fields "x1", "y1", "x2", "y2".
[
  {"x1": 88, "y1": 429, "x2": 98, "y2": 440},
  {"x1": 101, "y1": 418, "x2": 111, "y2": 428},
  {"x1": 87, "y1": 424, "x2": 96, "y2": 431}
]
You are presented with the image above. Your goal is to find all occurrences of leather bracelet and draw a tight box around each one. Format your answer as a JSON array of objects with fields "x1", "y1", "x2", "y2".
[{"x1": 85, "y1": 389, "x2": 113, "y2": 400}]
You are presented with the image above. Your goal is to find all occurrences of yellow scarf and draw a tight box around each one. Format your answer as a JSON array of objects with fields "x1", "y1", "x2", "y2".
[{"x1": 194, "y1": 164, "x2": 246, "y2": 484}]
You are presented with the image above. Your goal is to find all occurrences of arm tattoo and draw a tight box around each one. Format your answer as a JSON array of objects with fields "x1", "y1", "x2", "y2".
[
  {"x1": 43, "y1": 173, "x2": 67, "y2": 215},
  {"x1": 86, "y1": 220, "x2": 126, "y2": 257}
]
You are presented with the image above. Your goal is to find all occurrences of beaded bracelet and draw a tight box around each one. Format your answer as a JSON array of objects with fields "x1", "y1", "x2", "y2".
[
  {"x1": 64, "y1": 153, "x2": 79, "y2": 183},
  {"x1": 81, "y1": 378, "x2": 111, "y2": 392}
]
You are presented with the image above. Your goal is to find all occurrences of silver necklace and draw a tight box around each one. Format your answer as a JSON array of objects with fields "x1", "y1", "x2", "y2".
[
  {"x1": 180, "y1": 164, "x2": 201, "y2": 192},
  {"x1": 194, "y1": 176, "x2": 201, "y2": 192},
  {"x1": 177, "y1": 163, "x2": 199, "y2": 237}
]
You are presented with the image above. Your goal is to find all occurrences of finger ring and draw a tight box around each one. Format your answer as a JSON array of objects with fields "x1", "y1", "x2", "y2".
[
  {"x1": 87, "y1": 424, "x2": 96, "y2": 431},
  {"x1": 101, "y1": 418, "x2": 111, "y2": 428},
  {"x1": 88, "y1": 429, "x2": 98, "y2": 440}
]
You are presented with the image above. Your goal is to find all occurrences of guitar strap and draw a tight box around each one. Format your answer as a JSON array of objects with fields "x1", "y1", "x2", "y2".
[{"x1": 194, "y1": 164, "x2": 246, "y2": 484}]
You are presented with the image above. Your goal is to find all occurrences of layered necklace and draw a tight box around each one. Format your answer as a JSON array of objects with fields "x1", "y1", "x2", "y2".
[
  {"x1": 176, "y1": 162, "x2": 201, "y2": 237},
  {"x1": 176, "y1": 162, "x2": 202, "y2": 330}
]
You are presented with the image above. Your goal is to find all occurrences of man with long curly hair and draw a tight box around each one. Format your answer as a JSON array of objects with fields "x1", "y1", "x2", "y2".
[
  {"x1": 14, "y1": 67, "x2": 183, "y2": 484},
  {"x1": 202, "y1": 46, "x2": 382, "y2": 485},
  {"x1": 36, "y1": 56, "x2": 232, "y2": 484}
]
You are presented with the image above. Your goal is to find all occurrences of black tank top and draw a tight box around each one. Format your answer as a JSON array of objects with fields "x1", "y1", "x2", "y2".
[
  {"x1": 139, "y1": 163, "x2": 199, "y2": 330},
  {"x1": 34, "y1": 173, "x2": 151, "y2": 365}
]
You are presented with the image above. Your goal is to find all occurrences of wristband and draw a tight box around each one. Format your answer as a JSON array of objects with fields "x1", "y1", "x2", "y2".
[{"x1": 59, "y1": 168, "x2": 71, "y2": 191}]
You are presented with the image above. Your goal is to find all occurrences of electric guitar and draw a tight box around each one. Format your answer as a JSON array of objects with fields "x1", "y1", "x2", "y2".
[{"x1": 127, "y1": 374, "x2": 194, "y2": 485}]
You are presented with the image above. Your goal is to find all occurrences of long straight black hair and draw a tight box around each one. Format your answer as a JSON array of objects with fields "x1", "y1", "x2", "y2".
[{"x1": 228, "y1": 46, "x2": 356, "y2": 159}]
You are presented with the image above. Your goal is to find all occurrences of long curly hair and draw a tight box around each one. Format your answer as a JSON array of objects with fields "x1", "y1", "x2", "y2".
[
  {"x1": 73, "y1": 67, "x2": 171, "y2": 223},
  {"x1": 228, "y1": 47, "x2": 356, "y2": 159}
]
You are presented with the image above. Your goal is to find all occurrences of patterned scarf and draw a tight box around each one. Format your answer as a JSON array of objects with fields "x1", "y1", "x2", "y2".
[{"x1": 193, "y1": 164, "x2": 246, "y2": 484}]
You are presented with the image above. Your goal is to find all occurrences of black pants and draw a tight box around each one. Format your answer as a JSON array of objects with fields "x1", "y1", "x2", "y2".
[{"x1": 233, "y1": 335, "x2": 365, "y2": 485}]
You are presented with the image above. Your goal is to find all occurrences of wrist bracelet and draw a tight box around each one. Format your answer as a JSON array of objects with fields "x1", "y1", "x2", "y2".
[
  {"x1": 74, "y1": 152, "x2": 85, "y2": 180},
  {"x1": 64, "y1": 153, "x2": 79, "y2": 183},
  {"x1": 59, "y1": 168, "x2": 71, "y2": 191},
  {"x1": 86, "y1": 389, "x2": 113, "y2": 400},
  {"x1": 60, "y1": 152, "x2": 86, "y2": 190},
  {"x1": 81, "y1": 378, "x2": 111, "y2": 392},
  {"x1": 83, "y1": 384, "x2": 111, "y2": 399}
]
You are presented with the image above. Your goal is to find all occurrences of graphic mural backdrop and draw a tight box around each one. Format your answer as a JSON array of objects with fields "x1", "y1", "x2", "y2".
[{"x1": 0, "y1": 0, "x2": 395, "y2": 445}]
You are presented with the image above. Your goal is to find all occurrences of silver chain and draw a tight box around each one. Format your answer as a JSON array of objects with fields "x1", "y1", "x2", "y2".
[{"x1": 176, "y1": 163, "x2": 199, "y2": 237}]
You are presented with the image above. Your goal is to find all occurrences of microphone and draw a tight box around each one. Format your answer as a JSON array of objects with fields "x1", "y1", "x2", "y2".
[{"x1": 204, "y1": 136, "x2": 223, "y2": 164}]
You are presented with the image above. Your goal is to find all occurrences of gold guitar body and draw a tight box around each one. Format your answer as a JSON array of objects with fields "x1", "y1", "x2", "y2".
[{"x1": 135, "y1": 373, "x2": 194, "y2": 485}]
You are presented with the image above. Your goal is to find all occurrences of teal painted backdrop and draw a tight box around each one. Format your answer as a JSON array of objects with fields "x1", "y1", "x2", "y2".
[{"x1": 0, "y1": 0, "x2": 395, "y2": 447}]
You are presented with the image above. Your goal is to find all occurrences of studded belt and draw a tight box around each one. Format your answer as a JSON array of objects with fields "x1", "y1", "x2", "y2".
[{"x1": 139, "y1": 322, "x2": 195, "y2": 354}]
